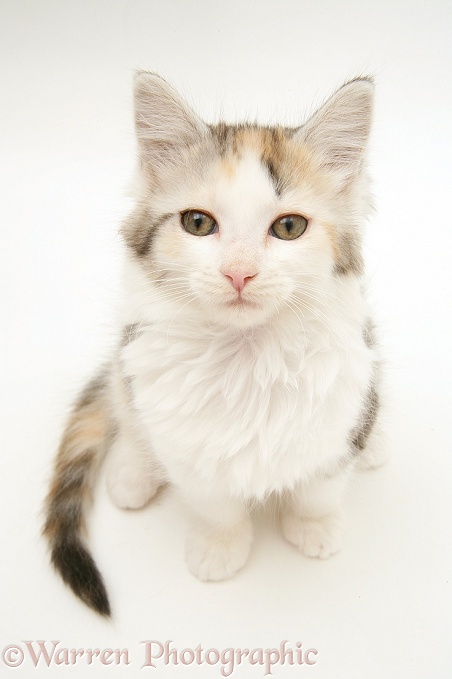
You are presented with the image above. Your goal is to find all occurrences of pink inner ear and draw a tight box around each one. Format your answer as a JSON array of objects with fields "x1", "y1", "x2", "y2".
[{"x1": 222, "y1": 270, "x2": 258, "y2": 292}]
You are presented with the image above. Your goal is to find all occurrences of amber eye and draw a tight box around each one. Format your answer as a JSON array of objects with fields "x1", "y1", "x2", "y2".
[
  {"x1": 181, "y1": 210, "x2": 218, "y2": 236},
  {"x1": 269, "y1": 214, "x2": 308, "y2": 240}
]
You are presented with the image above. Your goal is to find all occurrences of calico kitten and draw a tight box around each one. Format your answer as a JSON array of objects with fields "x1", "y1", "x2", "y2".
[{"x1": 43, "y1": 72, "x2": 386, "y2": 617}]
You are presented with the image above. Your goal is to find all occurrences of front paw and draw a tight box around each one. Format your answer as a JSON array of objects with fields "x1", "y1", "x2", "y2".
[
  {"x1": 185, "y1": 519, "x2": 253, "y2": 581},
  {"x1": 281, "y1": 512, "x2": 343, "y2": 559},
  {"x1": 107, "y1": 463, "x2": 158, "y2": 510}
]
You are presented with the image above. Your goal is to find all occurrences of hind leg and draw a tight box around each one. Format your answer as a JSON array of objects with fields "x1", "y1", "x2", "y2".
[{"x1": 106, "y1": 426, "x2": 163, "y2": 509}]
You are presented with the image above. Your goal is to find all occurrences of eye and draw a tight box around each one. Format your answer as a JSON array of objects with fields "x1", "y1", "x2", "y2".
[
  {"x1": 269, "y1": 214, "x2": 308, "y2": 240},
  {"x1": 181, "y1": 210, "x2": 218, "y2": 237}
]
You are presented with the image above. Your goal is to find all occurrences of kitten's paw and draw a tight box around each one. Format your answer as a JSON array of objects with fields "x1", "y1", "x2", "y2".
[
  {"x1": 185, "y1": 519, "x2": 253, "y2": 581},
  {"x1": 281, "y1": 512, "x2": 343, "y2": 559},
  {"x1": 107, "y1": 464, "x2": 158, "y2": 510}
]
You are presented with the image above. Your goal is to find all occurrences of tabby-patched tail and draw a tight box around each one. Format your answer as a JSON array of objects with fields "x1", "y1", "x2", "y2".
[{"x1": 43, "y1": 372, "x2": 113, "y2": 616}]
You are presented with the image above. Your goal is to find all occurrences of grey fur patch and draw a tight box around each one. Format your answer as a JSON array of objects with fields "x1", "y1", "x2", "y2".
[
  {"x1": 44, "y1": 450, "x2": 96, "y2": 533},
  {"x1": 351, "y1": 381, "x2": 380, "y2": 453},
  {"x1": 122, "y1": 208, "x2": 173, "y2": 258},
  {"x1": 76, "y1": 369, "x2": 108, "y2": 409},
  {"x1": 210, "y1": 122, "x2": 232, "y2": 155},
  {"x1": 362, "y1": 318, "x2": 376, "y2": 349},
  {"x1": 323, "y1": 374, "x2": 380, "y2": 478},
  {"x1": 122, "y1": 323, "x2": 141, "y2": 346},
  {"x1": 262, "y1": 158, "x2": 282, "y2": 196},
  {"x1": 334, "y1": 231, "x2": 364, "y2": 276},
  {"x1": 119, "y1": 326, "x2": 140, "y2": 399}
]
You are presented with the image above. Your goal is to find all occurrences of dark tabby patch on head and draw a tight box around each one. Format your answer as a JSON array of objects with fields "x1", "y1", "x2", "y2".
[
  {"x1": 122, "y1": 208, "x2": 173, "y2": 258},
  {"x1": 257, "y1": 127, "x2": 287, "y2": 197},
  {"x1": 262, "y1": 158, "x2": 282, "y2": 196},
  {"x1": 210, "y1": 123, "x2": 287, "y2": 196},
  {"x1": 210, "y1": 122, "x2": 232, "y2": 155},
  {"x1": 351, "y1": 381, "x2": 380, "y2": 452},
  {"x1": 334, "y1": 231, "x2": 364, "y2": 276},
  {"x1": 237, "y1": 127, "x2": 287, "y2": 191}
]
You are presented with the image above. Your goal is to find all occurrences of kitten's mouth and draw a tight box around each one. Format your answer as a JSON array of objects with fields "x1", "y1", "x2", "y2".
[{"x1": 225, "y1": 295, "x2": 259, "y2": 309}]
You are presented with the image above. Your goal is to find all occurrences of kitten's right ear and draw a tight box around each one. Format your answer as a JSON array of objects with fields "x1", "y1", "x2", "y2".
[{"x1": 134, "y1": 71, "x2": 206, "y2": 172}]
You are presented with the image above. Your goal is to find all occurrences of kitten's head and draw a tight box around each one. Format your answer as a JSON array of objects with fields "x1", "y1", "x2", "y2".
[{"x1": 123, "y1": 72, "x2": 374, "y2": 329}]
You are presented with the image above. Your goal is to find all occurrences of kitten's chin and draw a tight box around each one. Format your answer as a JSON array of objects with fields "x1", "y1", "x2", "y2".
[{"x1": 208, "y1": 297, "x2": 276, "y2": 329}]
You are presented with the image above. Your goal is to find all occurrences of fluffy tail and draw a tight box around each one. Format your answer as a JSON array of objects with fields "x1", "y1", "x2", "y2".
[{"x1": 43, "y1": 371, "x2": 113, "y2": 616}]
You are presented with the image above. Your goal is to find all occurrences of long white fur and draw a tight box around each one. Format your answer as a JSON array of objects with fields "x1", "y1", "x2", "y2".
[{"x1": 106, "y1": 74, "x2": 381, "y2": 580}]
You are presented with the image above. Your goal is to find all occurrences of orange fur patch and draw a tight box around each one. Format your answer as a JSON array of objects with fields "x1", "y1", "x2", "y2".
[
  {"x1": 61, "y1": 406, "x2": 108, "y2": 459},
  {"x1": 219, "y1": 156, "x2": 237, "y2": 180}
]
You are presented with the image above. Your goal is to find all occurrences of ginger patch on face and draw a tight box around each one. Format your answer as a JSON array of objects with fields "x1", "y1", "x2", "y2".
[{"x1": 218, "y1": 155, "x2": 238, "y2": 181}]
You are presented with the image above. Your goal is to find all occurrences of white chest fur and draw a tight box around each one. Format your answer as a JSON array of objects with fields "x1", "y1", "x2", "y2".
[{"x1": 121, "y1": 291, "x2": 374, "y2": 501}]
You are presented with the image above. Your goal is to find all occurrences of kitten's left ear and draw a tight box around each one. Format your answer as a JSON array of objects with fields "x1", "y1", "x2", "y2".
[{"x1": 295, "y1": 78, "x2": 374, "y2": 186}]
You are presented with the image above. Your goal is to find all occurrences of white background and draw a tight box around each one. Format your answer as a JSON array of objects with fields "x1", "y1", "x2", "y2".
[{"x1": 1, "y1": 0, "x2": 451, "y2": 677}]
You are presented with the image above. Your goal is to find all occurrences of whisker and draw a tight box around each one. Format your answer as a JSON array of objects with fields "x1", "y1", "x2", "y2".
[
  {"x1": 289, "y1": 295, "x2": 349, "y2": 363},
  {"x1": 166, "y1": 294, "x2": 198, "y2": 341}
]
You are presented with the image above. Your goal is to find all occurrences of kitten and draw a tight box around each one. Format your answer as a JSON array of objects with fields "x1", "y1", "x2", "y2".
[{"x1": 43, "y1": 72, "x2": 386, "y2": 617}]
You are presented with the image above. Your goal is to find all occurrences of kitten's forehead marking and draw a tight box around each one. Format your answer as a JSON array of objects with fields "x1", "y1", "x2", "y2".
[
  {"x1": 219, "y1": 156, "x2": 237, "y2": 180},
  {"x1": 212, "y1": 125, "x2": 286, "y2": 196},
  {"x1": 241, "y1": 127, "x2": 286, "y2": 197},
  {"x1": 213, "y1": 148, "x2": 278, "y2": 237}
]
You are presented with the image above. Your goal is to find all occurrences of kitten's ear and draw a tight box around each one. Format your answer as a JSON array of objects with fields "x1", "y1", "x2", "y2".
[
  {"x1": 295, "y1": 78, "x2": 374, "y2": 185},
  {"x1": 134, "y1": 71, "x2": 206, "y2": 170}
]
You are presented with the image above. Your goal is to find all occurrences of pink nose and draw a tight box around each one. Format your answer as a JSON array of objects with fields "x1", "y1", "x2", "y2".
[{"x1": 222, "y1": 270, "x2": 257, "y2": 293}]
